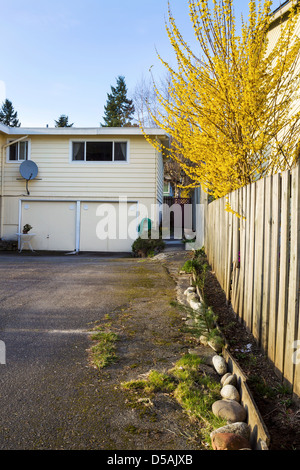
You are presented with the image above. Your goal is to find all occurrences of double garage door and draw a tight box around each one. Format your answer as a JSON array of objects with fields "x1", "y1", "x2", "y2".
[{"x1": 20, "y1": 201, "x2": 138, "y2": 252}]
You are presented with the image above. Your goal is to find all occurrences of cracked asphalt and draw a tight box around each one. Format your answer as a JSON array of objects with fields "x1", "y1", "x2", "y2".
[{"x1": 0, "y1": 251, "x2": 204, "y2": 451}]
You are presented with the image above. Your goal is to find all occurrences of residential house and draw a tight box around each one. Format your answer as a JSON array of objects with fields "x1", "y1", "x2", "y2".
[{"x1": 0, "y1": 124, "x2": 167, "y2": 252}]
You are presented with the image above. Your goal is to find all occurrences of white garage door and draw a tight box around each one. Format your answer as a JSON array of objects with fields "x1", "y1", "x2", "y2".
[
  {"x1": 20, "y1": 201, "x2": 138, "y2": 252},
  {"x1": 80, "y1": 201, "x2": 138, "y2": 252},
  {"x1": 21, "y1": 201, "x2": 76, "y2": 251}
]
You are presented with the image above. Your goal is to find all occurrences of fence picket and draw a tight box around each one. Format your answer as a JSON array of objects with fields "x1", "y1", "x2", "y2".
[
  {"x1": 252, "y1": 179, "x2": 265, "y2": 344},
  {"x1": 238, "y1": 186, "x2": 247, "y2": 322},
  {"x1": 283, "y1": 166, "x2": 300, "y2": 387},
  {"x1": 246, "y1": 182, "x2": 256, "y2": 332},
  {"x1": 225, "y1": 195, "x2": 233, "y2": 301},
  {"x1": 261, "y1": 176, "x2": 272, "y2": 352},
  {"x1": 275, "y1": 170, "x2": 290, "y2": 378},
  {"x1": 232, "y1": 191, "x2": 239, "y2": 314},
  {"x1": 268, "y1": 173, "x2": 281, "y2": 363},
  {"x1": 243, "y1": 183, "x2": 251, "y2": 327}
]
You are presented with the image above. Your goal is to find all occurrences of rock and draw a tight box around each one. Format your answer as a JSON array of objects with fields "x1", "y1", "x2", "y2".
[
  {"x1": 184, "y1": 287, "x2": 196, "y2": 295},
  {"x1": 220, "y1": 373, "x2": 232, "y2": 385},
  {"x1": 212, "y1": 399, "x2": 247, "y2": 423},
  {"x1": 221, "y1": 384, "x2": 240, "y2": 402},
  {"x1": 187, "y1": 292, "x2": 198, "y2": 302},
  {"x1": 212, "y1": 355, "x2": 227, "y2": 375},
  {"x1": 223, "y1": 374, "x2": 237, "y2": 387},
  {"x1": 211, "y1": 432, "x2": 251, "y2": 450},
  {"x1": 200, "y1": 335, "x2": 209, "y2": 346},
  {"x1": 208, "y1": 338, "x2": 223, "y2": 353},
  {"x1": 190, "y1": 300, "x2": 201, "y2": 310},
  {"x1": 210, "y1": 422, "x2": 250, "y2": 441}
]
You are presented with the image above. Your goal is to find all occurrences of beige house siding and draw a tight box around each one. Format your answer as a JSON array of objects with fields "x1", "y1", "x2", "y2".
[
  {"x1": 267, "y1": 2, "x2": 300, "y2": 118},
  {"x1": 3, "y1": 134, "x2": 158, "y2": 198}
]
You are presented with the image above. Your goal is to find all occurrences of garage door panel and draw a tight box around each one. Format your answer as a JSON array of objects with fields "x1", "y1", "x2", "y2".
[
  {"x1": 21, "y1": 202, "x2": 76, "y2": 251},
  {"x1": 80, "y1": 202, "x2": 137, "y2": 252},
  {"x1": 80, "y1": 203, "x2": 108, "y2": 252}
]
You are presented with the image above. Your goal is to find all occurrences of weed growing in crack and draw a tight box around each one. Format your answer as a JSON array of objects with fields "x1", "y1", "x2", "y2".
[{"x1": 90, "y1": 326, "x2": 120, "y2": 369}]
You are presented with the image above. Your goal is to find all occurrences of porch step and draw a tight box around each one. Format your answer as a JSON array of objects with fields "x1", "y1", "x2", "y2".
[{"x1": 164, "y1": 239, "x2": 185, "y2": 251}]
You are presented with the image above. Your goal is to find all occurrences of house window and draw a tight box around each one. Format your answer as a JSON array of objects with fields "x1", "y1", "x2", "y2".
[
  {"x1": 8, "y1": 141, "x2": 29, "y2": 161},
  {"x1": 72, "y1": 141, "x2": 127, "y2": 162},
  {"x1": 163, "y1": 182, "x2": 171, "y2": 195}
]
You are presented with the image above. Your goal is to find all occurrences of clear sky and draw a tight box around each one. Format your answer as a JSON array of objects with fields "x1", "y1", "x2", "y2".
[{"x1": 0, "y1": 0, "x2": 281, "y2": 128}]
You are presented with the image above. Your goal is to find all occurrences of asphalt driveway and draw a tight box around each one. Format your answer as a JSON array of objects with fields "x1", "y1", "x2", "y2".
[
  {"x1": 0, "y1": 253, "x2": 136, "y2": 449},
  {"x1": 0, "y1": 251, "x2": 203, "y2": 451}
]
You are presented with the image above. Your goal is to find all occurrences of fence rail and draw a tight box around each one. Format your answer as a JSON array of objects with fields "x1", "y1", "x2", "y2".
[{"x1": 204, "y1": 165, "x2": 300, "y2": 398}]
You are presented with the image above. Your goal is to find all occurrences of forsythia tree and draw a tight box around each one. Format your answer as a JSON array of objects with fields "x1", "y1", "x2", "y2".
[{"x1": 145, "y1": 0, "x2": 300, "y2": 198}]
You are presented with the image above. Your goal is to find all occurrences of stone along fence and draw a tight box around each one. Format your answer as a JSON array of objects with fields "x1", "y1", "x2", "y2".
[{"x1": 204, "y1": 164, "x2": 300, "y2": 398}]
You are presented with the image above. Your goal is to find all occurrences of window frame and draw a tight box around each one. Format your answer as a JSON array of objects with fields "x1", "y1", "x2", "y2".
[
  {"x1": 69, "y1": 139, "x2": 129, "y2": 164},
  {"x1": 6, "y1": 139, "x2": 31, "y2": 163},
  {"x1": 163, "y1": 182, "x2": 171, "y2": 195}
]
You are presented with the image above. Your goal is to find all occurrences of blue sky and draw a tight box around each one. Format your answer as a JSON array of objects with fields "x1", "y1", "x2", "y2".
[{"x1": 0, "y1": 0, "x2": 281, "y2": 127}]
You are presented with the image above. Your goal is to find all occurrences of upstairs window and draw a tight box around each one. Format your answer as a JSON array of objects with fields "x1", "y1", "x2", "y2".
[
  {"x1": 72, "y1": 141, "x2": 127, "y2": 162},
  {"x1": 8, "y1": 141, "x2": 29, "y2": 161}
]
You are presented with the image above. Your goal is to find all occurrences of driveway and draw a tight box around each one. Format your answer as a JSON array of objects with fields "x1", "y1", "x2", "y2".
[{"x1": 0, "y1": 252, "x2": 203, "y2": 451}]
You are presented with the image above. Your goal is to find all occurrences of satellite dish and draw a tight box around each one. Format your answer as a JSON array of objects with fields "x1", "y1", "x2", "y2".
[
  {"x1": 19, "y1": 160, "x2": 38, "y2": 180},
  {"x1": 19, "y1": 161, "x2": 39, "y2": 195}
]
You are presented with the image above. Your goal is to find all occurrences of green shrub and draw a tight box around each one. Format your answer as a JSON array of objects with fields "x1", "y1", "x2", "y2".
[
  {"x1": 132, "y1": 230, "x2": 165, "y2": 257},
  {"x1": 181, "y1": 259, "x2": 201, "y2": 273}
]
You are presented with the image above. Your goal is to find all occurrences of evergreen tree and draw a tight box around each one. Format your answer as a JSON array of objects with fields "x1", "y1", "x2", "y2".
[
  {"x1": 102, "y1": 76, "x2": 135, "y2": 127},
  {"x1": 54, "y1": 114, "x2": 74, "y2": 127},
  {"x1": 0, "y1": 99, "x2": 21, "y2": 127}
]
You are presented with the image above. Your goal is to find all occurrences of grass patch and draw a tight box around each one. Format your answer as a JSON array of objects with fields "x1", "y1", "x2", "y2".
[
  {"x1": 122, "y1": 370, "x2": 177, "y2": 395},
  {"x1": 90, "y1": 326, "x2": 120, "y2": 369},
  {"x1": 121, "y1": 353, "x2": 226, "y2": 446}
]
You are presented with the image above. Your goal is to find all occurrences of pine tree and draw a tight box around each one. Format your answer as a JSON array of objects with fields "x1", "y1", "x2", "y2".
[
  {"x1": 0, "y1": 99, "x2": 21, "y2": 127},
  {"x1": 54, "y1": 115, "x2": 74, "y2": 127},
  {"x1": 102, "y1": 76, "x2": 135, "y2": 127}
]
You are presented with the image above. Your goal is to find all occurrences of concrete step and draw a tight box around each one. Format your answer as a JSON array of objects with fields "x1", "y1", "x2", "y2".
[{"x1": 164, "y1": 239, "x2": 185, "y2": 251}]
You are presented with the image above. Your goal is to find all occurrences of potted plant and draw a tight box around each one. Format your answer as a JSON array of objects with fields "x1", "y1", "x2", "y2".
[{"x1": 22, "y1": 224, "x2": 32, "y2": 234}]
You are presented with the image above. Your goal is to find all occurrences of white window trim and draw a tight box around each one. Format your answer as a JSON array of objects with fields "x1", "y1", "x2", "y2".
[
  {"x1": 6, "y1": 139, "x2": 31, "y2": 163},
  {"x1": 163, "y1": 182, "x2": 171, "y2": 195},
  {"x1": 69, "y1": 139, "x2": 130, "y2": 164}
]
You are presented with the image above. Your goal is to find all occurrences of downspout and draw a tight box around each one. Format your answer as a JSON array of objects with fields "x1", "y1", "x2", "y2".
[{"x1": 1, "y1": 135, "x2": 29, "y2": 239}]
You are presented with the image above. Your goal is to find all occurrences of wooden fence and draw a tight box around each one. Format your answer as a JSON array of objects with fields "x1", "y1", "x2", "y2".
[{"x1": 204, "y1": 165, "x2": 300, "y2": 398}]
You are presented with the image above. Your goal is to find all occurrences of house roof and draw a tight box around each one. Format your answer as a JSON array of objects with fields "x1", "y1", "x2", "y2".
[
  {"x1": 0, "y1": 123, "x2": 168, "y2": 141},
  {"x1": 272, "y1": 0, "x2": 291, "y2": 15},
  {"x1": 269, "y1": 0, "x2": 298, "y2": 29}
]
